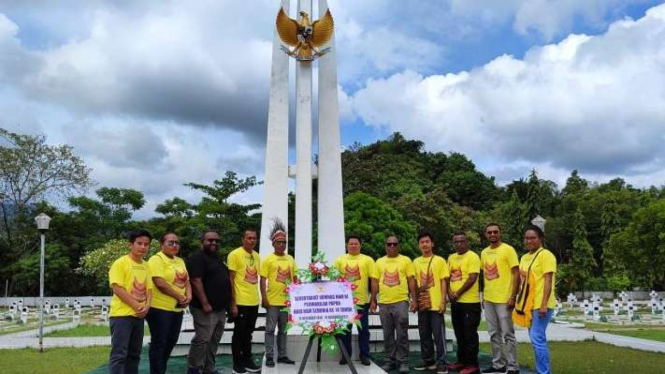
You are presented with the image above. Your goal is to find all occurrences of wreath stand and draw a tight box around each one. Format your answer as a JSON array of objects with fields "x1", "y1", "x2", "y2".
[{"x1": 296, "y1": 334, "x2": 358, "y2": 374}]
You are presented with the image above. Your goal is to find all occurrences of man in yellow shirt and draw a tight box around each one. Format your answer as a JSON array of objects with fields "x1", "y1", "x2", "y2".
[
  {"x1": 447, "y1": 232, "x2": 481, "y2": 374},
  {"x1": 371, "y1": 236, "x2": 417, "y2": 374},
  {"x1": 412, "y1": 232, "x2": 450, "y2": 374},
  {"x1": 228, "y1": 230, "x2": 262, "y2": 374},
  {"x1": 334, "y1": 235, "x2": 376, "y2": 366},
  {"x1": 108, "y1": 229, "x2": 153, "y2": 374},
  {"x1": 260, "y1": 221, "x2": 296, "y2": 367},
  {"x1": 480, "y1": 224, "x2": 520, "y2": 374}
]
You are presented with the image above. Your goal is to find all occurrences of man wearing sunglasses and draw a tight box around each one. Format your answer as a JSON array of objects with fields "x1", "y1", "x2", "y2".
[
  {"x1": 480, "y1": 224, "x2": 520, "y2": 374},
  {"x1": 186, "y1": 231, "x2": 231, "y2": 374},
  {"x1": 371, "y1": 236, "x2": 417, "y2": 374}
]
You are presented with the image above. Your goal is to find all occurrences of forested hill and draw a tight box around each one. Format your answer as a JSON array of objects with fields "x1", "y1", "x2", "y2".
[
  {"x1": 2, "y1": 128, "x2": 664, "y2": 296},
  {"x1": 339, "y1": 133, "x2": 665, "y2": 293}
]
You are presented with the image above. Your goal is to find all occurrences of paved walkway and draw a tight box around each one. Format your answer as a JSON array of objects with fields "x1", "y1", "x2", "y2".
[{"x1": 1, "y1": 322, "x2": 663, "y2": 354}]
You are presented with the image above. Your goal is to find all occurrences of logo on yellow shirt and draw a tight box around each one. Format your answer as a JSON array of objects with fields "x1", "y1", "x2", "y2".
[
  {"x1": 244, "y1": 266, "x2": 259, "y2": 284},
  {"x1": 344, "y1": 263, "x2": 361, "y2": 281},
  {"x1": 382, "y1": 269, "x2": 400, "y2": 287},
  {"x1": 174, "y1": 270, "x2": 188, "y2": 288},
  {"x1": 275, "y1": 266, "x2": 291, "y2": 284},
  {"x1": 484, "y1": 260, "x2": 500, "y2": 280},
  {"x1": 131, "y1": 278, "x2": 147, "y2": 303},
  {"x1": 450, "y1": 267, "x2": 462, "y2": 282},
  {"x1": 419, "y1": 270, "x2": 434, "y2": 288}
]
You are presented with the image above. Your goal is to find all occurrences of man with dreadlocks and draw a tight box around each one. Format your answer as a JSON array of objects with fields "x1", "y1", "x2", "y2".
[{"x1": 260, "y1": 219, "x2": 297, "y2": 367}]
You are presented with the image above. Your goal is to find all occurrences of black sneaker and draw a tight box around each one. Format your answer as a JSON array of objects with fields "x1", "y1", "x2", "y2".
[
  {"x1": 232, "y1": 365, "x2": 247, "y2": 374},
  {"x1": 339, "y1": 357, "x2": 348, "y2": 365},
  {"x1": 437, "y1": 363, "x2": 449, "y2": 374},
  {"x1": 507, "y1": 370, "x2": 520, "y2": 374},
  {"x1": 244, "y1": 359, "x2": 261, "y2": 373},
  {"x1": 481, "y1": 367, "x2": 507, "y2": 374},
  {"x1": 277, "y1": 356, "x2": 295, "y2": 364},
  {"x1": 360, "y1": 356, "x2": 371, "y2": 366},
  {"x1": 265, "y1": 357, "x2": 275, "y2": 367},
  {"x1": 415, "y1": 361, "x2": 437, "y2": 371}
]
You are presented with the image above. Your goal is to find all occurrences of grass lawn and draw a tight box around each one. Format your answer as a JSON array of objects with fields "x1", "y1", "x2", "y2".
[
  {"x1": 580, "y1": 322, "x2": 665, "y2": 342},
  {"x1": 45, "y1": 324, "x2": 150, "y2": 337},
  {"x1": 0, "y1": 347, "x2": 108, "y2": 374},
  {"x1": 0, "y1": 320, "x2": 68, "y2": 336},
  {"x1": 481, "y1": 341, "x2": 665, "y2": 373}
]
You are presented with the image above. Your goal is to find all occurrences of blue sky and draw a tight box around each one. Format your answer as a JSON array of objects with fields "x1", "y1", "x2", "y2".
[{"x1": 1, "y1": 0, "x2": 665, "y2": 217}]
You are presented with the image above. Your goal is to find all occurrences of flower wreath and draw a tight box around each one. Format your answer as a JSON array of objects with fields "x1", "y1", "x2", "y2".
[{"x1": 282, "y1": 251, "x2": 363, "y2": 354}]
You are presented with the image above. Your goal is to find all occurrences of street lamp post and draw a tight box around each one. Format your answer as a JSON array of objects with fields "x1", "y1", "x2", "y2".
[{"x1": 35, "y1": 213, "x2": 51, "y2": 353}]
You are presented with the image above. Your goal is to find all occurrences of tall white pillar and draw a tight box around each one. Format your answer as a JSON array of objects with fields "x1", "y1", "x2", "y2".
[
  {"x1": 260, "y1": 0, "x2": 291, "y2": 255},
  {"x1": 294, "y1": 0, "x2": 314, "y2": 270},
  {"x1": 317, "y1": 0, "x2": 345, "y2": 261}
]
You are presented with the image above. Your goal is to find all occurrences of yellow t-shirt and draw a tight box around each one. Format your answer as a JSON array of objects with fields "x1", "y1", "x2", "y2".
[
  {"x1": 148, "y1": 252, "x2": 188, "y2": 312},
  {"x1": 413, "y1": 255, "x2": 450, "y2": 311},
  {"x1": 334, "y1": 253, "x2": 376, "y2": 304},
  {"x1": 481, "y1": 243, "x2": 519, "y2": 303},
  {"x1": 447, "y1": 250, "x2": 481, "y2": 303},
  {"x1": 260, "y1": 253, "x2": 296, "y2": 306},
  {"x1": 109, "y1": 255, "x2": 153, "y2": 317},
  {"x1": 519, "y1": 248, "x2": 557, "y2": 309},
  {"x1": 373, "y1": 255, "x2": 415, "y2": 304},
  {"x1": 228, "y1": 247, "x2": 261, "y2": 306}
]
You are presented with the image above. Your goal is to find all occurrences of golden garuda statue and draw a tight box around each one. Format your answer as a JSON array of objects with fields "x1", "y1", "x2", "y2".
[{"x1": 276, "y1": 7, "x2": 334, "y2": 61}]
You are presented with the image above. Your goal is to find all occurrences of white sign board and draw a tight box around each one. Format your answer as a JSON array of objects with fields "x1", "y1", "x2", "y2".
[{"x1": 289, "y1": 281, "x2": 356, "y2": 325}]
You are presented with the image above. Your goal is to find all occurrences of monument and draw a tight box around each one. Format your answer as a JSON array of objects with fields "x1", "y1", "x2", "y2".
[{"x1": 260, "y1": 0, "x2": 345, "y2": 270}]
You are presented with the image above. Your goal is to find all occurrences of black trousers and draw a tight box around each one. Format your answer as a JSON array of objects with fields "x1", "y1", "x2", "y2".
[
  {"x1": 231, "y1": 305, "x2": 259, "y2": 366},
  {"x1": 451, "y1": 302, "x2": 481, "y2": 366}
]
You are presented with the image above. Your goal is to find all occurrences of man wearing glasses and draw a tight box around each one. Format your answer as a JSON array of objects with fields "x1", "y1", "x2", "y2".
[
  {"x1": 480, "y1": 224, "x2": 520, "y2": 374},
  {"x1": 228, "y1": 230, "x2": 262, "y2": 374},
  {"x1": 260, "y1": 221, "x2": 297, "y2": 367},
  {"x1": 371, "y1": 236, "x2": 417, "y2": 374},
  {"x1": 186, "y1": 231, "x2": 231, "y2": 374}
]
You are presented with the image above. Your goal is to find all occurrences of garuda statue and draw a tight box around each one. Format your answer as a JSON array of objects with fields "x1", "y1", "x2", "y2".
[{"x1": 276, "y1": 7, "x2": 334, "y2": 61}]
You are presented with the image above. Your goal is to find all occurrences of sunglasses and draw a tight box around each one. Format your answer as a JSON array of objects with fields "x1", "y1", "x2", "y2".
[
  {"x1": 386, "y1": 242, "x2": 399, "y2": 247},
  {"x1": 165, "y1": 240, "x2": 180, "y2": 246}
]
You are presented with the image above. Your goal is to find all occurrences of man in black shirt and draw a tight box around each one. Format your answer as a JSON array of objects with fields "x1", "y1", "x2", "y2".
[{"x1": 186, "y1": 231, "x2": 231, "y2": 374}]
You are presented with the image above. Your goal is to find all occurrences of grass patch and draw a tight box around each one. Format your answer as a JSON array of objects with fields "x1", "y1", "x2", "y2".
[
  {"x1": 0, "y1": 347, "x2": 108, "y2": 374},
  {"x1": 45, "y1": 323, "x2": 150, "y2": 337},
  {"x1": 581, "y1": 322, "x2": 665, "y2": 342},
  {"x1": 0, "y1": 320, "x2": 69, "y2": 336},
  {"x1": 481, "y1": 341, "x2": 665, "y2": 373}
]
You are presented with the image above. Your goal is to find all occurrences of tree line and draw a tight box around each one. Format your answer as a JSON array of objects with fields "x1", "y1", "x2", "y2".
[{"x1": 1, "y1": 128, "x2": 664, "y2": 296}]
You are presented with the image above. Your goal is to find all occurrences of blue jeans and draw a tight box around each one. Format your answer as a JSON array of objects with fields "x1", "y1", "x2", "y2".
[
  {"x1": 146, "y1": 308, "x2": 183, "y2": 374},
  {"x1": 529, "y1": 309, "x2": 552, "y2": 374},
  {"x1": 339, "y1": 303, "x2": 370, "y2": 359},
  {"x1": 109, "y1": 316, "x2": 145, "y2": 374}
]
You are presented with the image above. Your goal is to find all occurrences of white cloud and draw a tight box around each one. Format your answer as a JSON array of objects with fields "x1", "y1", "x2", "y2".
[{"x1": 349, "y1": 3, "x2": 665, "y2": 186}]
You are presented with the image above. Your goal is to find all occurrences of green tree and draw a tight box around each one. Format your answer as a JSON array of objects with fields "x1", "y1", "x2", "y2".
[
  {"x1": 604, "y1": 199, "x2": 665, "y2": 289},
  {"x1": 79, "y1": 238, "x2": 160, "y2": 294},
  {"x1": 560, "y1": 208, "x2": 597, "y2": 292},
  {"x1": 0, "y1": 128, "x2": 92, "y2": 295},
  {"x1": 344, "y1": 192, "x2": 418, "y2": 260}
]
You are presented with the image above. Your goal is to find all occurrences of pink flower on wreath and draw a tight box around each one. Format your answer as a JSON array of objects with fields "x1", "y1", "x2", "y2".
[
  {"x1": 351, "y1": 284, "x2": 358, "y2": 291},
  {"x1": 353, "y1": 297, "x2": 360, "y2": 304},
  {"x1": 337, "y1": 277, "x2": 347, "y2": 283},
  {"x1": 285, "y1": 300, "x2": 291, "y2": 307}
]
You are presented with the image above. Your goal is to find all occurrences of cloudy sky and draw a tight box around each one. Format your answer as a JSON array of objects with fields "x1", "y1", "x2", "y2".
[{"x1": 2, "y1": 0, "x2": 665, "y2": 218}]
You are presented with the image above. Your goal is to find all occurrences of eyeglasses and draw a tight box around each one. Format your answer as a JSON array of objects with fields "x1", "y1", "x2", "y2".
[
  {"x1": 205, "y1": 239, "x2": 220, "y2": 243},
  {"x1": 386, "y1": 242, "x2": 399, "y2": 247},
  {"x1": 165, "y1": 240, "x2": 180, "y2": 246},
  {"x1": 486, "y1": 230, "x2": 499, "y2": 235}
]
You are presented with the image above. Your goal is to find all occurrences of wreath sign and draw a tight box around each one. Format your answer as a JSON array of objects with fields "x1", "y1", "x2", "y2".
[{"x1": 282, "y1": 251, "x2": 362, "y2": 354}]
